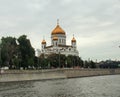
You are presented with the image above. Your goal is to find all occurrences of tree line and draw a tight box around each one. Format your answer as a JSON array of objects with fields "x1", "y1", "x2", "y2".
[{"x1": 0, "y1": 35, "x2": 96, "y2": 70}]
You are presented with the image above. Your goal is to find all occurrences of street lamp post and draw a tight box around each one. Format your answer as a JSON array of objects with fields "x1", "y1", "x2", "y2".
[
  {"x1": 59, "y1": 51, "x2": 60, "y2": 68},
  {"x1": 65, "y1": 60, "x2": 67, "y2": 68},
  {"x1": 37, "y1": 57, "x2": 40, "y2": 69},
  {"x1": 0, "y1": 40, "x2": 2, "y2": 72},
  {"x1": 0, "y1": 47, "x2": 1, "y2": 69}
]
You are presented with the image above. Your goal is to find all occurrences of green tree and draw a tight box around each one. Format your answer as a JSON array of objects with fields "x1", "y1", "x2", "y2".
[
  {"x1": 17, "y1": 35, "x2": 35, "y2": 69},
  {"x1": 34, "y1": 56, "x2": 39, "y2": 69},
  {"x1": 66, "y1": 55, "x2": 83, "y2": 68},
  {"x1": 47, "y1": 53, "x2": 58, "y2": 68},
  {"x1": 84, "y1": 60, "x2": 89, "y2": 68},
  {"x1": 59, "y1": 54, "x2": 66, "y2": 68},
  {"x1": 39, "y1": 54, "x2": 48, "y2": 69},
  {"x1": 73, "y1": 56, "x2": 83, "y2": 67},
  {"x1": 66, "y1": 55, "x2": 73, "y2": 67},
  {"x1": 0, "y1": 40, "x2": 2, "y2": 67},
  {"x1": 89, "y1": 60, "x2": 96, "y2": 68},
  {"x1": 1, "y1": 37, "x2": 18, "y2": 69},
  {"x1": 46, "y1": 53, "x2": 66, "y2": 68}
]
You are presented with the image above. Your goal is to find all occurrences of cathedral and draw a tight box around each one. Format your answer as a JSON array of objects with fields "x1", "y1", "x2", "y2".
[{"x1": 40, "y1": 21, "x2": 79, "y2": 57}]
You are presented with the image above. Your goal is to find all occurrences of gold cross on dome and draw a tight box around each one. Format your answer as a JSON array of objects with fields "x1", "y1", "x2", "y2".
[{"x1": 57, "y1": 19, "x2": 59, "y2": 25}]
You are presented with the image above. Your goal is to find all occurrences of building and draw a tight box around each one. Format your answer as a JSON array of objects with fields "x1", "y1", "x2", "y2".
[{"x1": 40, "y1": 21, "x2": 79, "y2": 57}]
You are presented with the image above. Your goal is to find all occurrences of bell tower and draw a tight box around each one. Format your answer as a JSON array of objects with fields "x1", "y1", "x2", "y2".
[{"x1": 71, "y1": 35, "x2": 76, "y2": 48}]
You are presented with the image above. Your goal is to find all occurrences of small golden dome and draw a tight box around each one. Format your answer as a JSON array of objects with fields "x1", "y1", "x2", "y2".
[
  {"x1": 41, "y1": 39, "x2": 46, "y2": 44},
  {"x1": 71, "y1": 37, "x2": 76, "y2": 42},
  {"x1": 53, "y1": 36, "x2": 58, "y2": 40},
  {"x1": 51, "y1": 25, "x2": 66, "y2": 35}
]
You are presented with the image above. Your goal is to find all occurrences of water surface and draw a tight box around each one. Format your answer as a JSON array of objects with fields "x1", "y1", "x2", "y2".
[{"x1": 0, "y1": 75, "x2": 120, "y2": 97}]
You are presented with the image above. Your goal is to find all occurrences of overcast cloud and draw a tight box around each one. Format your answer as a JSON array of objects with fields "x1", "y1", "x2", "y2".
[{"x1": 0, "y1": 0, "x2": 120, "y2": 61}]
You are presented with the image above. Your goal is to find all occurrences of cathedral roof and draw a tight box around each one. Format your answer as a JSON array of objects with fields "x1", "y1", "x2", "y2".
[
  {"x1": 51, "y1": 23, "x2": 66, "y2": 35},
  {"x1": 41, "y1": 39, "x2": 46, "y2": 44}
]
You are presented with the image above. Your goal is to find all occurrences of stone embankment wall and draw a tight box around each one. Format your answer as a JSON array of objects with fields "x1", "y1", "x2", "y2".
[
  {"x1": 64, "y1": 69, "x2": 120, "y2": 78},
  {"x1": 0, "y1": 69, "x2": 120, "y2": 82}
]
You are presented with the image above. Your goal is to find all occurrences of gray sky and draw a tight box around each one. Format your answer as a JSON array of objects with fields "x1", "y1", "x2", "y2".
[{"x1": 0, "y1": 0, "x2": 120, "y2": 61}]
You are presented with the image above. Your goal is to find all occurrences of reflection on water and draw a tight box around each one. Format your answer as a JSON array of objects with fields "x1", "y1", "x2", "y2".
[{"x1": 0, "y1": 75, "x2": 120, "y2": 97}]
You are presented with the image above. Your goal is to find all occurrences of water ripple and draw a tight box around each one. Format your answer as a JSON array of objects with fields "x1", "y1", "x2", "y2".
[{"x1": 0, "y1": 75, "x2": 120, "y2": 97}]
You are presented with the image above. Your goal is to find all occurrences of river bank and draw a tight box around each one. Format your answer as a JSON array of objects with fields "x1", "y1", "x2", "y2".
[{"x1": 0, "y1": 68, "x2": 120, "y2": 82}]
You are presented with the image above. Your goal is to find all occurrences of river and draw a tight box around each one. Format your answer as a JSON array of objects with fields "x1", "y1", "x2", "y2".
[{"x1": 0, "y1": 75, "x2": 120, "y2": 97}]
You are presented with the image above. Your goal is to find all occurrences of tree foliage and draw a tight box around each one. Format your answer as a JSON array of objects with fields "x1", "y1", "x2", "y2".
[
  {"x1": 0, "y1": 37, "x2": 18, "y2": 68},
  {"x1": 0, "y1": 35, "x2": 35, "y2": 69},
  {"x1": 17, "y1": 35, "x2": 35, "y2": 69},
  {"x1": 38, "y1": 54, "x2": 84, "y2": 68}
]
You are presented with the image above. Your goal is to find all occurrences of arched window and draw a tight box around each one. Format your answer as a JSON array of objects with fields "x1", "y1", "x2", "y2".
[
  {"x1": 59, "y1": 39, "x2": 61, "y2": 43},
  {"x1": 62, "y1": 39, "x2": 64, "y2": 43}
]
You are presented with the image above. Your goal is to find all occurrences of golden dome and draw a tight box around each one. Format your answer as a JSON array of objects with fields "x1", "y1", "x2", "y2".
[
  {"x1": 41, "y1": 39, "x2": 46, "y2": 44},
  {"x1": 71, "y1": 37, "x2": 76, "y2": 42},
  {"x1": 53, "y1": 36, "x2": 58, "y2": 40},
  {"x1": 51, "y1": 25, "x2": 65, "y2": 35}
]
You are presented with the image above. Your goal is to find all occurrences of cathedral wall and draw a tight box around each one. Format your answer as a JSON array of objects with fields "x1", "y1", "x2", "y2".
[{"x1": 51, "y1": 34, "x2": 66, "y2": 45}]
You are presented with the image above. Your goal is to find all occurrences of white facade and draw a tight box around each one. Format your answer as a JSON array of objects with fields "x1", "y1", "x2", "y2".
[
  {"x1": 40, "y1": 23, "x2": 79, "y2": 57},
  {"x1": 51, "y1": 34, "x2": 66, "y2": 45}
]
